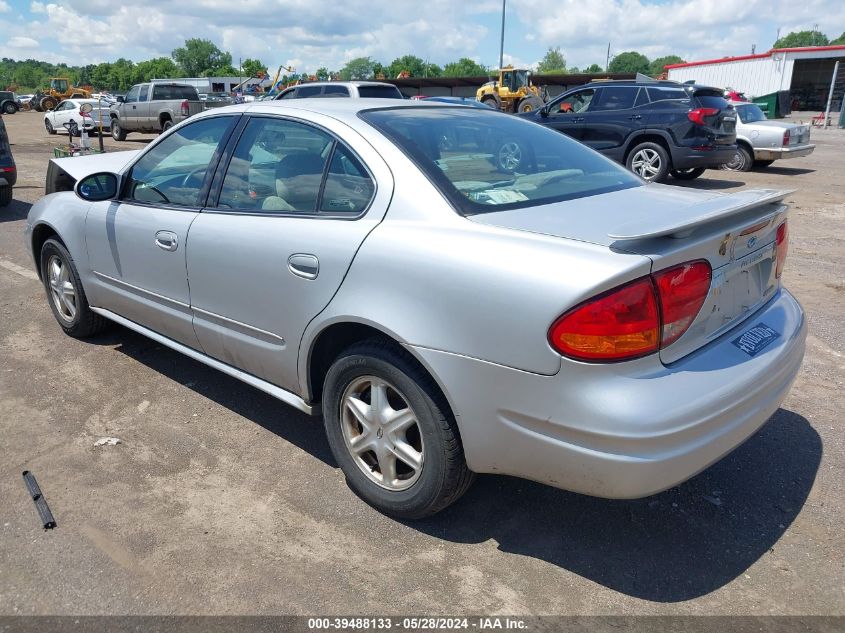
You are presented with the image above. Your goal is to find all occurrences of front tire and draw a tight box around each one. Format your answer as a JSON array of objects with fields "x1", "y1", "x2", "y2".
[
  {"x1": 111, "y1": 119, "x2": 127, "y2": 141},
  {"x1": 40, "y1": 239, "x2": 106, "y2": 338},
  {"x1": 626, "y1": 142, "x2": 671, "y2": 182},
  {"x1": 480, "y1": 96, "x2": 499, "y2": 110},
  {"x1": 322, "y1": 340, "x2": 474, "y2": 519},
  {"x1": 671, "y1": 167, "x2": 706, "y2": 180},
  {"x1": 518, "y1": 95, "x2": 544, "y2": 112},
  {"x1": 3, "y1": 102, "x2": 16, "y2": 114},
  {"x1": 721, "y1": 145, "x2": 753, "y2": 172}
]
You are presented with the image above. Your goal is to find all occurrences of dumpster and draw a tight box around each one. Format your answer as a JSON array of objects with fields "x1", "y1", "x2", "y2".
[{"x1": 752, "y1": 91, "x2": 791, "y2": 119}]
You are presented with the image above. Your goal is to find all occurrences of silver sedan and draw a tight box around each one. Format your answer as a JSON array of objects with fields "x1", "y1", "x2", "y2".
[
  {"x1": 723, "y1": 101, "x2": 815, "y2": 171},
  {"x1": 26, "y1": 99, "x2": 806, "y2": 518}
]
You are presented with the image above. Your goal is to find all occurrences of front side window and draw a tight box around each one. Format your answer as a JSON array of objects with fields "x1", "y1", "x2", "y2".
[
  {"x1": 278, "y1": 88, "x2": 296, "y2": 100},
  {"x1": 124, "y1": 86, "x2": 140, "y2": 103},
  {"x1": 123, "y1": 116, "x2": 234, "y2": 207},
  {"x1": 361, "y1": 107, "x2": 640, "y2": 216},
  {"x1": 217, "y1": 117, "x2": 335, "y2": 213},
  {"x1": 552, "y1": 89, "x2": 595, "y2": 114}
]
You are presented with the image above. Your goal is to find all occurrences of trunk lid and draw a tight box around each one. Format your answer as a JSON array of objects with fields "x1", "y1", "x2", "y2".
[{"x1": 472, "y1": 185, "x2": 790, "y2": 363}]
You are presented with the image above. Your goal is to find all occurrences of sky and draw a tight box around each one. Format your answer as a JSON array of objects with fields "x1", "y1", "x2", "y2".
[{"x1": 0, "y1": 0, "x2": 844, "y2": 74}]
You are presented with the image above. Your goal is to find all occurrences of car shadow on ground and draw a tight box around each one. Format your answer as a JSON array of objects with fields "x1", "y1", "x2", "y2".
[
  {"x1": 671, "y1": 176, "x2": 745, "y2": 190},
  {"x1": 756, "y1": 166, "x2": 815, "y2": 177},
  {"x1": 0, "y1": 199, "x2": 33, "y2": 223},
  {"x1": 89, "y1": 325, "x2": 820, "y2": 604}
]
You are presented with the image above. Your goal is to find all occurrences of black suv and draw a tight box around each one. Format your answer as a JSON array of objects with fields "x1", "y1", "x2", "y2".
[
  {"x1": 521, "y1": 80, "x2": 736, "y2": 182},
  {"x1": 0, "y1": 115, "x2": 16, "y2": 206}
]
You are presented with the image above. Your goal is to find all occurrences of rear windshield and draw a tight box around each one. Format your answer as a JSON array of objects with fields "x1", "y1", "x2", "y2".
[
  {"x1": 152, "y1": 84, "x2": 199, "y2": 100},
  {"x1": 695, "y1": 95, "x2": 730, "y2": 110},
  {"x1": 357, "y1": 85, "x2": 404, "y2": 99},
  {"x1": 735, "y1": 104, "x2": 767, "y2": 123},
  {"x1": 361, "y1": 107, "x2": 641, "y2": 216}
]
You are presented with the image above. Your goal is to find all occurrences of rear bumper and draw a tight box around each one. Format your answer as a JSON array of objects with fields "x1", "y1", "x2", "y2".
[
  {"x1": 671, "y1": 145, "x2": 737, "y2": 169},
  {"x1": 413, "y1": 288, "x2": 806, "y2": 498},
  {"x1": 753, "y1": 144, "x2": 815, "y2": 161}
]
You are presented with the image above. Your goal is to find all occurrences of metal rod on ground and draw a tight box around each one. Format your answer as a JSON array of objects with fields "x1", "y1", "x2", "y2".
[
  {"x1": 498, "y1": 0, "x2": 506, "y2": 70},
  {"x1": 824, "y1": 60, "x2": 839, "y2": 129},
  {"x1": 98, "y1": 96, "x2": 104, "y2": 152},
  {"x1": 22, "y1": 471, "x2": 57, "y2": 529}
]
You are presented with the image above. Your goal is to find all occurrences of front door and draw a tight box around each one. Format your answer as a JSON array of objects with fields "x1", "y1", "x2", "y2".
[
  {"x1": 543, "y1": 88, "x2": 595, "y2": 141},
  {"x1": 84, "y1": 115, "x2": 238, "y2": 347},
  {"x1": 186, "y1": 114, "x2": 393, "y2": 393}
]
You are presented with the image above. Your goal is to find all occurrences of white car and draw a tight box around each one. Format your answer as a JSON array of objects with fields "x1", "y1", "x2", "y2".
[{"x1": 43, "y1": 99, "x2": 111, "y2": 137}]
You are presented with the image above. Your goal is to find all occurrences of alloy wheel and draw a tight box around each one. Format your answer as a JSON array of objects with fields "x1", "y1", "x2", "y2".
[
  {"x1": 47, "y1": 255, "x2": 77, "y2": 323},
  {"x1": 340, "y1": 375, "x2": 424, "y2": 491},
  {"x1": 498, "y1": 142, "x2": 522, "y2": 171},
  {"x1": 631, "y1": 148, "x2": 662, "y2": 180}
]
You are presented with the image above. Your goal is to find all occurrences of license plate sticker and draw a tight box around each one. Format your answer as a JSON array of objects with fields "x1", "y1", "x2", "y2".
[{"x1": 731, "y1": 322, "x2": 780, "y2": 356}]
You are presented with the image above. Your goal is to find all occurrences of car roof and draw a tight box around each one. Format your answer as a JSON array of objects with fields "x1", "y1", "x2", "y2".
[{"x1": 284, "y1": 81, "x2": 399, "y2": 89}]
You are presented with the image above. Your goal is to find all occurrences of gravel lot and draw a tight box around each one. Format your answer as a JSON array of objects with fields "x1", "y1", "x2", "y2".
[{"x1": 0, "y1": 110, "x2": 843, "y2": 616}]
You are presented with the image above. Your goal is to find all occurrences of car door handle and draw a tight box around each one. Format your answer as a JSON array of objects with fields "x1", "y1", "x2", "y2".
[
  {"x1": 572, "y1": 117, "x2": 585, "y2": 123},
  {"x1": 629, "y1": 114, "x2": 642, "y2": 120},
  {"x1": 288, "y1": 254, "x2": 319, "y2": 280},
  {"x1": 155, "y1": 231, "x2": 178, "y2": 252}
]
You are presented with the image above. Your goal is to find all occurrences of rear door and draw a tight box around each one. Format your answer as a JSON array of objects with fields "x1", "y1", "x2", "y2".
[
  {"x1": 578, "y1": 86, "x2": 642, "y2": 160},
  {"x1": 185, "y1": 113, "x2": 393, "y2": 392}
]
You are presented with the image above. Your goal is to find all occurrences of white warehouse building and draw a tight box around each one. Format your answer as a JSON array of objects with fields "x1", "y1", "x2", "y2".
[{"x1": 666, "y1": 45, "x2": 845, "y2": 112}]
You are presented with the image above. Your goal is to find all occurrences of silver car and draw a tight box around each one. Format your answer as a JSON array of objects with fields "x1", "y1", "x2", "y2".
[
  {"x1": 26, "y1": 100, "x2": 806, "y2": 518},
  {"x1": 723, "y1": 101, "x2": 815, "y2": 171}
]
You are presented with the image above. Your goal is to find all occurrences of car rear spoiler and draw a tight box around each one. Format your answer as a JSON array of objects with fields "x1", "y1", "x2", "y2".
[{"x1": 608, "y1": 189, "x2": 793, "y2": 241}]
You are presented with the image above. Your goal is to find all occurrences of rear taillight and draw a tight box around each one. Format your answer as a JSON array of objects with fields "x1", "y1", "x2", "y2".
[
  {"x1": 549, "y1": 259, "x2": 712, "y2": 362},
  {"x1": 688, "y1": 107, "x2": 718, "y2": 126},
  {"x1": 0, "y1": 166, "x2": 15, "y2": 173},
  {"x1": 548, "y1": 278, "x2": 659, "y2": 361},
  {"x1": 783, "y1": 130, "x2": 790, "y2": 145},
  {"x1": 180, "y1": 100, "x2": 189, "y2": 116},
  {"x1": 653, "y1": 261, "x2": 712, "y2": 347},
  {"x1": 775, "y1": 220, "x2": 788, "y2": 278}
]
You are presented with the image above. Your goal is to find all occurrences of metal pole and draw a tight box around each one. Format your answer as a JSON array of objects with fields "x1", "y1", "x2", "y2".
[
  {"x1": 97, "y1": 95, "x2": 104, "y2": 152},
  {"x1": 498, "y1": 0, "x2": 506, "y2": 70},
  {"x1": 606, "y1": 42, "x2": 611, "y2": 72},
  {"x1": 824, "y1": 60, "x2": 839, "y2": 129}
]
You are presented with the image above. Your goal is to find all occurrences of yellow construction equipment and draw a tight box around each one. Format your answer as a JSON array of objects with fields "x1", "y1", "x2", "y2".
[
  {"x1": 476, "y1": 66, "x2": 545, "y2": 113},
  {"x1": 32, "y1": 78, "x2": 92, "y2": 112}
]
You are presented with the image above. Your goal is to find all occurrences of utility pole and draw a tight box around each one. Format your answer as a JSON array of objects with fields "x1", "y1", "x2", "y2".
[
  {"x1": 498, "y1": 0, "x2": 506, "y2": 70},
  {"x1": 606, "y1": 42, "x2": 611, "y2": 72}
]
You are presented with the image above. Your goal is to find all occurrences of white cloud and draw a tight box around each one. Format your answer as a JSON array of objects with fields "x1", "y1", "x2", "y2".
[
  {"x1": 8, "y1": 36, "x2": 39, "y2": 48},
  {"x1": 0, "y1": 0, "x2": 10, "y2": 13}
]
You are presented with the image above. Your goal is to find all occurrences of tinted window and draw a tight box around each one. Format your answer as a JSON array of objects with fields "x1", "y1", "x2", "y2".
[
  {"x1": 361, "y1": 107, "x2": 640, "y2": 216},
  {"x1": 217, "y1": 117, "x2": 333, "y2": 213},
  {"x1": 321, "y1": 145, "x2": 375, "y2": 214},
  {"x1": 124, "y1": 116, "x2": 233, "y2": 207},
  {"x1": 551, "y1": 89, "x2": 594, "y2": 114},
  {"x1": 152, "y1": 84, "x2": 199, "y2": 100},
  {"x1": 591, "y1": 86, "x2": 636, "y2": 111},
  {"x1": 139, "y1": 84, "x2": 149, "y2": 102},
  {"x1": 357, "y1": 85, "x2": 403, "y2": 99},
  {"x1": 735, "y1": 104, "x2": 767, "y2": 123},
  {"x1": 278, "y1": 89, "x2": 296, "y2": 100},
  {"x1": 647, "y1": 87, "x2": 690, "y2": 102},
  {"x1": 695, "y1": 95, "x2": 730, "y2": 110},
  {"x1": 323, "y1": 85, "x2": 350, "y2": 97},
  {"x1": 297, "y1": 85, "x2": 323, "y2": 98}
]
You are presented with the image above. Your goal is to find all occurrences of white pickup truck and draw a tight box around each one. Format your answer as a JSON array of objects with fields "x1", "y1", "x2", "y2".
[{"x1": 110, "y1": 82, "x2": 204, "y2": 141}]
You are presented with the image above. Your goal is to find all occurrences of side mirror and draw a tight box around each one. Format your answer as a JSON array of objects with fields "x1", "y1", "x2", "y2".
[
  {"x1": 116, "y1": 95, "x2": 125, "y2": 103},
  {"x1": 75, "y1": 172, "x2": 119, "y2": 202},
  {"x1": 540, "y1": 107, "x2": 549, "y2": 118}
]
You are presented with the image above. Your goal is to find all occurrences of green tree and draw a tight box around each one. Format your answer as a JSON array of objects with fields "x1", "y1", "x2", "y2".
[
  {"x1": 832, "y1": 32, "x2": 845, "y2": 45},
  {"x1": 608, "y1": 51, "x2": 650, "y2": 74},
  {"x1": 536, "y1": 47, "x2": 567, "y2": 74},
  {"x1": 339, "y1": 56, "x2": 376, "y2": 80},
  {"x1": 773, "y1": 30, "x2": 830, "y2": 48},
  {"x1": 585, "y1": 63, "x2": 604, "y2": 73},
  {"x1": 386, "y1": 55, "x2": 441, "y2": 78},
  {"x1": 108, "y1": 58, "x2": 136, "y2": 91},
  {"x1": 442, "y1": 57, "x2": 488, "y2": 77},
  {"x1": 649, "y1": 55, "x2": 685, "y2": 76},
  {"x1": 134, "y1": 57, "x2": 179, "y2": 82},
  {"x1": 172, "y1": 38, "x2": 234, "y2": 77},
  {"x1": 241, "y1": 58, "x2": 266, "y2": 78},
  {"x1": 315, "y1": 67, "x2": 330, "y2": 81}
]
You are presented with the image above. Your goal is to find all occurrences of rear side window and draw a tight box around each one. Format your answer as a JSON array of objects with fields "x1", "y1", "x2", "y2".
[
  {"x1": 647, "y1": 87, "x2": 690, "y2": 103},
  {"x1": 297, "y1": 85, "x2": 322, "y2": 98},
  {"x1": 590, "y1": 87, "x2": 637, "y2": 111},
  {"x1": 139, "y1": 85, "x2": 150, "y2": 102},
  {"x1": 357, "y1": 85, "x2": 403, "y2": 99},
  {"x1": 321, "y1": 145, "x2": 375, "y2": 213},
  {"x1": 152, "y1": 85, "x2": 199, "y2": 100},
  {"x1": 323, "y1": 85, "x2": 350, "y2": 97}
]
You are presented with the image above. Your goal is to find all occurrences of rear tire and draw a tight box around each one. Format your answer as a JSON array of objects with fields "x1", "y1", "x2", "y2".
[
  {"x1": 161, "y1": 119, "x2": 173, "y2": 132},
  {"x1": 721, "y1": 145, "x2": 753, "y2": 172},
  {"x1": 3, "y1": 102, "x2": 16, "y2": 114},
  {"x1": 40, "y1": 239, "x2": 106, "y2": 338},
  {"x1": 322, "y1": 340, "x2": 474, "y2": 519},
  {"x1": 0, "y1": 185, "x2": 12, "y2": 207},
  {"x1": 671, "y1": 167, "x2": 706, "y2": 180},
  {"x1": 45, "y1": 119, "x2": 56, "y2": 135},
  {"x1": 41, "y1": 97, "x2": 57, "y2": 111},
  {"x1": 111, "y1": 119, "x2": 127, "y2": 141},
  {"x1": 626, "y1": 142, "x2": 671, "y2": 182}
]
